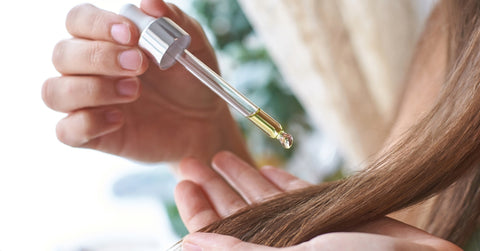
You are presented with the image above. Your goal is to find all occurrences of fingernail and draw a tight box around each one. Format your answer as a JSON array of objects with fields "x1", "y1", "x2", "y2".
[
  {"x1": 182, "y1": 242, "x2": 202, "y2": 251},
  {"x1": 116, "y1": 78, "x2": 138, "y2": 97},
  {"x1": 118, "y1": 49, "x2": 142, "y2": 71},
  {"x1": 105, "y1": 109, "x2": 123, "y2": 123},
  {"x1": 261, "y1": 165, "x2": 276, "y2": 170},
  {"x1": 111, "y1": 23, "x2": 131, "y2": 44}
]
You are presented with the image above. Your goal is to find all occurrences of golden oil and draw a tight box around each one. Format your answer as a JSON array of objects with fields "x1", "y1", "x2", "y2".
[{"x1": 248, "y1": 109, "x2": 294, "y2": 149}]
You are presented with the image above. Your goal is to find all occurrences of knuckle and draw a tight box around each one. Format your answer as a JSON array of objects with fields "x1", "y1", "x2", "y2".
[
  {"x1": 91, "y1": 9, "x2": 108, "y2": 35},
  {"x1": 62, "y1": 78, "x2": 76, "y2": 97},
  {"x1": 66, "y1": 4, "x2": 94, "y2": 33},
  {"x1": 89, "y1": 41, "x2": 108, "y2": 69},
  {"x1": 62, "y1": 78, "x2": 93, "y2": 111},
  {"x1": 83, "y1": 78, "x2": 104, "y2": 101},
  {"x1": 64, "y1": 79, "x2": 102, "y2": 109}
]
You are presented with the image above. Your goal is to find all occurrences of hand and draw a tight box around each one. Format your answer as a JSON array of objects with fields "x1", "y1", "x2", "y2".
[
  {"x1": 182, "y1": 227, "x2": 460, "y2": 251},
  {"x1": 175, "y1": 151, "x2": 310, "y2": 232},
  {"x1": 42, "y1": 0, "x2": 250, "y2": 163},
  {"x1": 175, "y1": 151, "x2": 461, "y2": 251}
]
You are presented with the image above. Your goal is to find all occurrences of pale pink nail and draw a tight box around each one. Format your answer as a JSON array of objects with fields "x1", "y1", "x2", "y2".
[
  {"x1": 261, "y1": 165, "x2": 276, "y2": 170},
  {"x1": 118, "y1": 49, "x2": 142, "y2": 71},
  {"x1": 111, "y1": 23, "x2": 131, "y2": 44},
  {"x1": 116, "y1": 78, "x2": 138, "y2": 97}
]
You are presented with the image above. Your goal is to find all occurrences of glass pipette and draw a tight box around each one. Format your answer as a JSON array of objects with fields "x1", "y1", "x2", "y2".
[{"x1": 120, "y1": 4, "x2": 293, "y2": 149}]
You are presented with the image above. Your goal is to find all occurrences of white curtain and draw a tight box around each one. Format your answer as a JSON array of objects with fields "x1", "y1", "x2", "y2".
[{"x1": 238, "y1": 0, "x2": 437, "y2": 166}]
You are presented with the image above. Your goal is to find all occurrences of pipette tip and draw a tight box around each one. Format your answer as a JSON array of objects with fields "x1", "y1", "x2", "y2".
[{"x1": 277, "y1": 131, "x2": 294, "y2": 149}]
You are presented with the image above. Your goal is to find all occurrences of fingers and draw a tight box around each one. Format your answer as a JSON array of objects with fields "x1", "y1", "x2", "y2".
[
  {"x1": 182, "y1": 232, "x2": 455, "y2": 251},
  {"x1": 51, "y1": 4, "x2": 148, "y2": 116},
  {"x1": 66, "y1": 4, "x2": 139, "y2": 45},
  {"x1": 57, "y1": 4, "x2": 149, "y2": 76},
  {"x1": 56, "y1": 107, "x2": 124, "y2": 147},
  {"x1": 174, "y1": 181, "x2": 221, "y2": 232},
  {"x1": 42, "y1": 76, "x2": 140, "y2": 112},
  {"x1": 179, "y1": 158, "x2": 247, "y2": 218},
  {"x1": 260, "y1": 166, "x2": 311, "y2": 191},
  {"x1": 183, "y1": 233, "x2": 278, "y2": 251},
  {"x1": 53, "y1": 39, "x2": 148, "y2": 76},
  {"x1": 177, "y1": 151, "x2": 310, "y2": 233},
  {"x1": 212, "y1": 152, "x2": 282, "y2": 204}
]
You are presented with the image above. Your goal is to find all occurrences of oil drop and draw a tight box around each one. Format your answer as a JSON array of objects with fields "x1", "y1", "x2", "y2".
[{"x1": 248, "y1": 109, "x2": 294, "y2": 149}]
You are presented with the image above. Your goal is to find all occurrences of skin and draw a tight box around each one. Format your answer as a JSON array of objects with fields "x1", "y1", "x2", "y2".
[
  {"x1": 43, "y1": 0, "x2": 252, "y2": 165},
  {"x1": 385, "y1": 2, "x2": 447, "y2": 227},
  {"x1": 176, "y1": 152, "x2": 461, "y2": 251},
  {"x1": 45, "y1": 1, "x2": 459, "y2": 249},
  {"x1": 173, "y1": 4, "x2": 462, "y2": 249}
]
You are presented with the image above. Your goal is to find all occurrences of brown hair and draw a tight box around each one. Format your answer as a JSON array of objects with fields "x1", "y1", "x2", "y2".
[{"x1": 199, "y1": 0, "x2": 480, "y2": 247}]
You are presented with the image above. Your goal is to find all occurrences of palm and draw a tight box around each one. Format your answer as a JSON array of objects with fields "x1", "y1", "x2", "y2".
[{"x1": 94, "y1": 56, "x2": 230, "y2": 162}]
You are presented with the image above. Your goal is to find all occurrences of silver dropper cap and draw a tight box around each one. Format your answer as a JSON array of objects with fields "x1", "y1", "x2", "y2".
[{"x1": 120, "y1": 4, "x2": 191, "y2": 69}]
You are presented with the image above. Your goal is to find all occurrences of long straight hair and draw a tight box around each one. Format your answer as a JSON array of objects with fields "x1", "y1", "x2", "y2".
[{"x1": 200, "y1": 0, "x2": 480, "y2": 247}]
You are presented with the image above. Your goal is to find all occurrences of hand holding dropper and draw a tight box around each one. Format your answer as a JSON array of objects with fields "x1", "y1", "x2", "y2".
[{"x1": 120, "y1": 4, "x2": 293, "y2": 149}]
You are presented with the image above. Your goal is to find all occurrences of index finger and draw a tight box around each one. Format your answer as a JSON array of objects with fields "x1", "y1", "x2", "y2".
[{"x1": 66, "y1": 4, "x2": 140, "y2": 45}]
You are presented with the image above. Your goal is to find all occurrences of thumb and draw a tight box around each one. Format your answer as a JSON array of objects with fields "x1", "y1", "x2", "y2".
[
  {"x1": 140, "y1": 0, "x2": 191, "y2": 29},
  {"x1": 139, "y1": 0, "x2": 215, "y2": 62},
  {"x1": 140, "y1": 0, "x2": 170, "y2": 18},
  {"x1": 182, "y1": 233, "x2": 278, "y2": 251}
]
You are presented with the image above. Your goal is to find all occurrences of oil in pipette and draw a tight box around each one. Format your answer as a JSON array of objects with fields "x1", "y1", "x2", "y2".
[
  {"x1": 120, "y1": 4, "x2": 294, "y2": 149},
  {"x1": 248, "y1": 109, "x2": 294, "y2": 149}
]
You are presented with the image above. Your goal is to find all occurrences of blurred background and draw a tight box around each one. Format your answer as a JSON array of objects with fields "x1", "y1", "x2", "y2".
[{"x1": 0, "y1": 0, "x2": 345, "y2": 250}]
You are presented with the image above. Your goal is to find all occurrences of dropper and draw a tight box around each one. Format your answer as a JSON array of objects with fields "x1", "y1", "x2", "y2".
[{"x1": 120, "y1": 4, "x2": 293, "y2": 149}]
